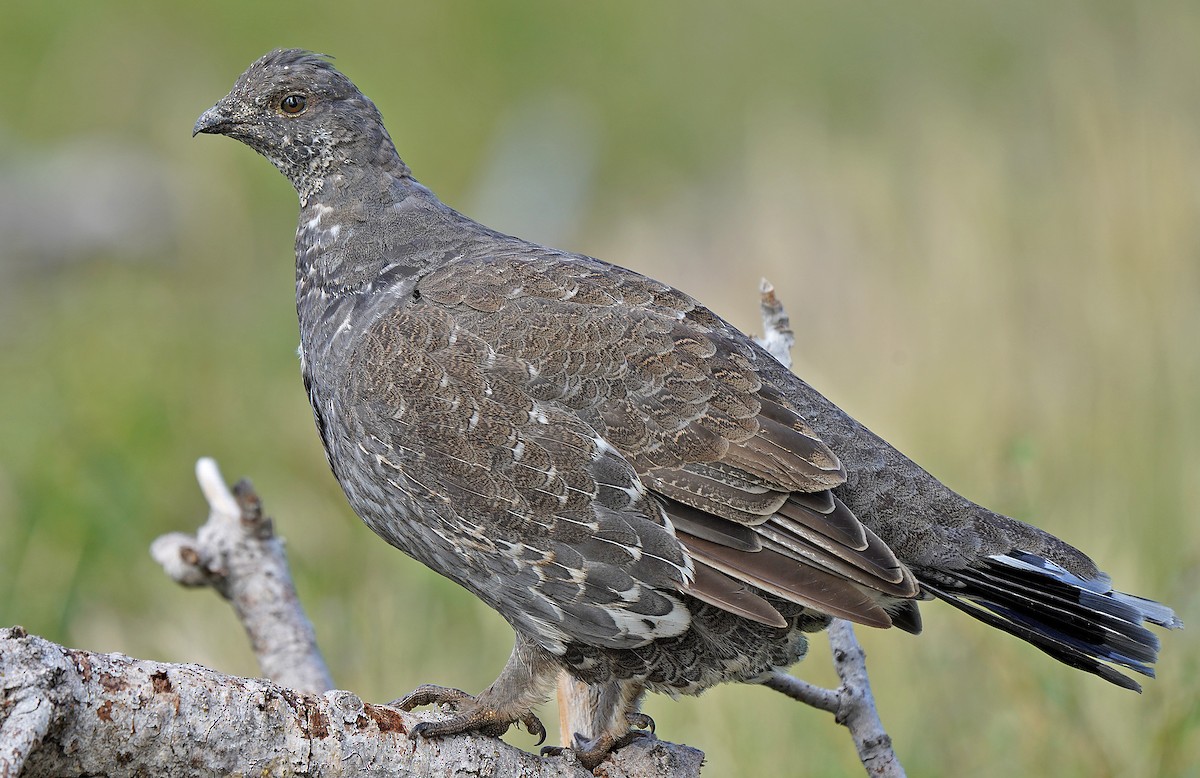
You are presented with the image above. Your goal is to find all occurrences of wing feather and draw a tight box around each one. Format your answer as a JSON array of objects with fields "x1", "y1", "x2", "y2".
[{"x1": 381, "y1": 253, "x2": 923, "y2": 641}]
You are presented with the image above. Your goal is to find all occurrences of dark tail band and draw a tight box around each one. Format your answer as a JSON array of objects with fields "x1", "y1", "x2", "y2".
[{"x1": 920, "y1": 551, "x2": 1182, "y2": 692}]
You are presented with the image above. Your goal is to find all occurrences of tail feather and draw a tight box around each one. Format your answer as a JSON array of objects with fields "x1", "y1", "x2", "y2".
[
  {"x1": 920, "y1": 551, "x2": 1181, "y2": 692},
  {"x1": 951, "y1": 561, "x2": 1160, "y2": 666},
  {"x1": 1109, "y1": 590, "x2": 1183, "y2": 630}
]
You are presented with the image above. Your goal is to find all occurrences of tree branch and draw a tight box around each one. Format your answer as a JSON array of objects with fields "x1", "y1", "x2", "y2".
[
  {"x1": 754, "y1": 278, "x2": 797, "y2": 364},
  {"x1": 764, "y1": 623, "x2": 905, "y2": 777},
  {"x1": 755, "y1": 279, "x2": 907, "y2": 778},
  {"x1": 150, "y1": 457, "x2": 334, "y2": 694},
  {"x1": 2, "y1": 627, "x2": 701, "y2": 778}
]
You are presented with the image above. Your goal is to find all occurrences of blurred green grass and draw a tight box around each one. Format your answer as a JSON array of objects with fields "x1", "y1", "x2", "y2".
[{"x1": 2, "y1": 2, "x2": 1198, "y2": 776}]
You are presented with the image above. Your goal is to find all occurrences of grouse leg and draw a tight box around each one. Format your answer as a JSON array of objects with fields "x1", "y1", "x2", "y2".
[
  {"x1": 393, "y1": 632, "x2": 556, "y2": 744},
  {"x1": 542, "y1": 679, "x2": 651, "y2": 769}
]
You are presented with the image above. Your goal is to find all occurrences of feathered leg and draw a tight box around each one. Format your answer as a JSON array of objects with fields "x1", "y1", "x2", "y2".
[{"x1": 544, "y1": 676, "x2": 652, "y2": 768}]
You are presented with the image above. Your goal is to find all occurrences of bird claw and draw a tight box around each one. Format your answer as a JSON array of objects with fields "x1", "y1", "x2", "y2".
[
  {"x1": 541, "y1": 726, "x2": 653, "y2": 770},
  {"x1": 626, "y1": 711, "x2": 655, "y2": 734},
  {"x1": 390, "y1": 684, "x2": 546, "y2": 745},
  {"x1": 522, "y1": 712, "x2": 548, "y2": 746}
]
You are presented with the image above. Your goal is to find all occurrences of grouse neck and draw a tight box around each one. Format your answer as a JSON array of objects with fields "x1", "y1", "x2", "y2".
[
  {"x1": 294, "y1": 171, "x2": 435, "y2": 377},
  {"x1": 299, "y1": 140, "x2": 412, "y2": 208},
  {"x1": 285, "y1": 111, "x2": 412, "y2": 206},
  {"x1": 295, "y1": 166, "x2": 430, "y2": 292}
]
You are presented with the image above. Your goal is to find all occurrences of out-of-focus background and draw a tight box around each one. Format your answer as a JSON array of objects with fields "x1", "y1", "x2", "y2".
[{"x1": 2, "y1": 2, "x2": 1197, "y2": 775}]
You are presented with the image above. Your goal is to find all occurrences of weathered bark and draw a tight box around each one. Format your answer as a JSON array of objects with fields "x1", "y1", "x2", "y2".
[
  {"x1": 0, "y1": 627, "x2": 700, "y2": 778},
  {"x1": 150, "y1": 458, "x2": 334, "y2": 694}
]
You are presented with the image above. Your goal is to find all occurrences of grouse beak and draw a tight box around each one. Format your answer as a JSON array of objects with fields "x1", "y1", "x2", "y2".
[{"x1": 193, "y1": 103, "x2": 235, "y2": 137}]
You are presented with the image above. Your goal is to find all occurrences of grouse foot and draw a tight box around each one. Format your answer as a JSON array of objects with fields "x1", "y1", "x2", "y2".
[
  {"x1": 625, "y1": 711, "x2": 655, "y2": 734},
  {"x1": 393, "y1": 683, "x2": 547, "y2": 744},
  {"x1": 542, "y1": 712, "x2": 656, "y2": 769}
]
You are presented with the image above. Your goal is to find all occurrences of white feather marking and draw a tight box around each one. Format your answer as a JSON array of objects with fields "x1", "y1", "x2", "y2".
[
  {"x1": 658, "y1": 512, "x2": 695, "y2": 584},
  {"x1": 591, "y1": 435, "x2": 621, "y2": 461},
  {"x1": 551, "y1": 514, "x2": 601, "y2": 533},
  {"x1": 617, "y1": 587, "x2": 642, "y2": 603},
  {"x1": 303, "y1": 203, "x2": 333, "y2": 230},
  {"x1": 598, "y1": 591, "x2": 690, "y2": 641},
  {"x1": 590, "y1": 533, "x2": 643, "y2": 560}
]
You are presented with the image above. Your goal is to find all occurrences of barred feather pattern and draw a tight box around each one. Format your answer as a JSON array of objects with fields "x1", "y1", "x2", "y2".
[
  {"x1": 330, "y1": 247, "x2": 920, "y2": 665},
  {"x1": 195, "y1": 49, "x2": 1180, "y2": 756}
]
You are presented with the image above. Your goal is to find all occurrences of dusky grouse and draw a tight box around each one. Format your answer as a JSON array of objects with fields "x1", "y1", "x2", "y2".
[{"x1": 194, "y1": 49, "x2": 1181, "y2": 766}]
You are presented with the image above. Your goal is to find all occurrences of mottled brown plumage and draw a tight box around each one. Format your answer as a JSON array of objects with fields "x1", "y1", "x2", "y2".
[{"x1": 194, "y1": 49, "x2": 1180, "y2": 767}]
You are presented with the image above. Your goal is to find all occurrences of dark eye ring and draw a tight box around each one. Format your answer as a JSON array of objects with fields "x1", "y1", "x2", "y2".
[{"x1": 280, "y1": 94, "x2": 307, "y2": 115}]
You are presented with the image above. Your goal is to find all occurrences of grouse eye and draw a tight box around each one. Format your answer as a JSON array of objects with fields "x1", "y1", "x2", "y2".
[{"x1": 280, "y1": 94, "x2": 307, "y2": 115}]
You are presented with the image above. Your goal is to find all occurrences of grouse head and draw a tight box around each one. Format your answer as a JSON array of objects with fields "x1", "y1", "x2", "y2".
[{"x1": 194, "y1": 48, "x2": 405, "y2": 202}]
